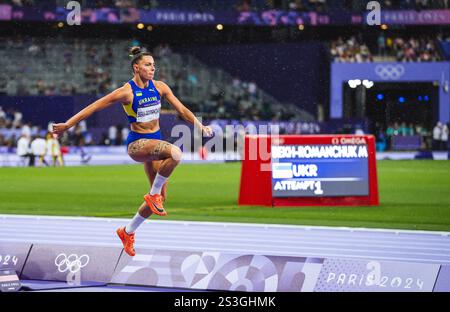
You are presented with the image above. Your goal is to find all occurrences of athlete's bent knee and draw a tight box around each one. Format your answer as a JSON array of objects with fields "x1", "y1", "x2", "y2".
[{"x1": 170, "y1": 145, "x2": 183, "y2": 164}]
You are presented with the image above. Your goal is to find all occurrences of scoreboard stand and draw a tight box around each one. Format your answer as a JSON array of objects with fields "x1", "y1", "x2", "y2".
[{"x1": 238, "y1": 135, "x2": 379, "y2": 207}]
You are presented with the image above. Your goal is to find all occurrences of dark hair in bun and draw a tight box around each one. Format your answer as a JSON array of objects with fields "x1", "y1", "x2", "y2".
[{"x1": 129, "y1": 46, "x2": 152, "y2": 72}]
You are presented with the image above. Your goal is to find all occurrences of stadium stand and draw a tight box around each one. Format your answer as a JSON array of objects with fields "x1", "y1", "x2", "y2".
[
  {"x1": 0, "y1": 36, "x2": 311, "y2": 123},
  {"x1": 1, "y1": 0, "x2": 448, "y2": 11}
]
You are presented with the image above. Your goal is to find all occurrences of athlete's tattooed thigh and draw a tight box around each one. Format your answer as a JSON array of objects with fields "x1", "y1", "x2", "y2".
[
  {"x1": 151, "y1": 141, "x2": 172, "y2": 157},
  {"x1": 128, "y1": 139, "x2": 149, "y2": 155}
]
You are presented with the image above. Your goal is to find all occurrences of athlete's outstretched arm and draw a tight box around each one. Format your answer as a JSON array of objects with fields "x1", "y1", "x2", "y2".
[
  {"x1": 156, "y1": 81, "x2": 213, "y2": 137},
  {"x1": 52, "y1": 86, "x2": 130, "y2": 135}
]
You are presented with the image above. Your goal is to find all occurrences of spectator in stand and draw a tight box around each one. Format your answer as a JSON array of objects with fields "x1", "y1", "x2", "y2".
[
  {"x1": 235, "y1": 0, "x2": 251, "y2": 12},
  {"x1": 31, "y1": 134, "x2": 49, "y2": 167},
  {"x1": 60, "y1": 82, "x2": 73, "y2": 96},
  {"x1": 73, "y1": 124, "x2": 84, "y2": 146},
  {"x1": 63, "y1": 48, "x2": 73, "y2": 74},
  {"x1": 433, "y1": 122, "x2": 442, "y2": 150},
  {"x1": 399, "y1": 122, "x2": 409, "y2": 136},
  {"x1": 393, "y1": 37, "x2": 441, "y2": 62},
  {"x1": 0, "y1": 75, "x2": 7, "y2": 95},
  {"x1": 46, "y1": 132, "x2": 64, "y2": 167},
  {"x1": 21, "y1": 122, "x2": 31, "y2": 138},
  {"x1": 36, "y1": 78, "x2": 46, "y2": 95},
  {"x1": 0, "y1": 106, "x2": 5, "y2": 121},
  {"x1": 441, "y1": 123, "x2": 449, "y2": 151},
  {"x1": 354, "y1": 125, "x2": 365, "y2": 135},
  {"x1": 332, "y1": 34, "x2": 441, "y2": 63},
  {"x1": 386, "y1": 123, "x2": 397, "y2": 149},
  {"x1": 379, "y1": 122, "x2": 433, "y2": 151},
  {"x1": 248, "y1": 81, "x2": 257, "y2": 101},
  {"x1": 0, "y1": 109, "x2": 93, "y2": 147},
  {"x1": 331, "y1": 36, "x2": 373, "y2": 63},
  {"x1": 16, "y1": 134, "x2": 31, "y2": 166},
  {"x1": 12, "y1": 109, "x2": 23, "y2": 128},
  {"x1": 43, "y1": 82, "x2": 55, "y2": 96},
  {"x1": 407, "y1": 123, "x2": 415, "y2": 136},
  {"x1": 2, "y1": 0, "x2": 449, "y2": 9},
  {"x1": 108, "y1": 125, "x2": 117, "y2": 146},
  {"x1": 116, "y1": 124, "x2": 124, "y2": 145},
  {"x1": 121, "y1": 126, "x2": 130, "y2": 146}
]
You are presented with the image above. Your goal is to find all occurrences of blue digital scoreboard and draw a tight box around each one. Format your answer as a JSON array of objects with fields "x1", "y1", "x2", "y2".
[{"x1": 271, "y1": 144, "x2": 369, "y2": 198}]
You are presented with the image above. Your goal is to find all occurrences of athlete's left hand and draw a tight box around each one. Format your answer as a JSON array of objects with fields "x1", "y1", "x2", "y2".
[{"x1": 202, "y1": 126, "x2": 213, "y2": 137}]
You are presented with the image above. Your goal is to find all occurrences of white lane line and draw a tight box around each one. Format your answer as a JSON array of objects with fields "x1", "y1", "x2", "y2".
[
  {"x1": 1, "y1": 221, "x2": 448, "y2": 243},
  {"x1": 2, "y1": 215, "x2": 450, "y2": 265},
  {"x1": 1, "y1": 238, "x2": 447, "y2": 265},
  {"x1": 1, "y1": 235, "x2": 449, "y2": 259},
  {"x1": 1, "y1": 224, "x2": 449, "y2": 245},
  {"x1": 1, "y1": 214, "x2": 449, "y2": 236},
  {"x1": 2, "y1": 228, "x2": 449, "y2": 251}
]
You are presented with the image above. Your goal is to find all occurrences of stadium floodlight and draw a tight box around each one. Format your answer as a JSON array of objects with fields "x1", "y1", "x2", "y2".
[
  {"x1": 348, "y1": 79, "x2": 362, "y2": 88},
  {"x1": 363, "y1": 80, "x2": 374, "y2": 88}
]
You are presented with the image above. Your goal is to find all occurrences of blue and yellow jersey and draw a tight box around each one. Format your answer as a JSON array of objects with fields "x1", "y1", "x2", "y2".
[{"x1": 122, "y1": 80, "x2": 162, "y2": 124}]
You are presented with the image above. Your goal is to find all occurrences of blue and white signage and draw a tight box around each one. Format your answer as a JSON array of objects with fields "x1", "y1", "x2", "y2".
[{"x1": 271, "y1": 145, "x2": 369, "y2": 197}]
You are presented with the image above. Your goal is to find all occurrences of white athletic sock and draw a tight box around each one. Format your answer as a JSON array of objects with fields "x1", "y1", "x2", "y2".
[
  {"x1": 125, "y1": 213, "x2": 147, "y2": 234},
  {"x1": 150, "y1": 173, "x2": 168, "y2": 195}
]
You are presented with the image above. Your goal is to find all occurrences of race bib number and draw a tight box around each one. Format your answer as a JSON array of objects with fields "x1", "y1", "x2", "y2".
[{"x1": 137, "y1": 103, "x2": 161, "y2": 122}]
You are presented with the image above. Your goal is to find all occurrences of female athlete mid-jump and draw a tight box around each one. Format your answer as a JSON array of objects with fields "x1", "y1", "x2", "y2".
[{"x1": 52, "y1": 47, "x2": 213, "y2": 256}]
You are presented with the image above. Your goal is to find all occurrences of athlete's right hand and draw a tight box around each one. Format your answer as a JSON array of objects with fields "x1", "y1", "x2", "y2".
[
  {"x1": 52, "y1": 123, "x2": 70, "y2": 136},
  {"x1": 202, "y1": 126, "x2": 214, "y2": 137}
]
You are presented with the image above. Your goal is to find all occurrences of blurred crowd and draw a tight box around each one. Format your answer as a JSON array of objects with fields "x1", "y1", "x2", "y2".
[
  {"x1": 0, "y1": 106, "x2": 38, "y2": 148},
  {"x1": 330, "y1": 36, "x2": 374, "y2": 63},
  {"x1": 380, "y1": 0, "x2": 450, "y2": 10},
  {"x1": 0, "y1": 105, "x2": 93, "y2": 149},
  {"x1": 374, "y1": 121, "x2": 449, "y2": 151},
  {"x1": 195, "y1": 77, "x2": 292, "y2": 121},
  {"x1": 102, "y1": 124, "x2": 129, "y2": 146},
  {"x1": 0, "y1": 106, "x2": 64, "y2": 165},
  {"x1": 331, "y1": 34, "x2": 442, "y2": 63},
  {"x1": 377, "y1": 34, "x2": 442, "y2": 62},
  {"x1": 0, "y1": 104, "x2": 114, "y2": 166},
  {"x1": 2, "y1": 106, "x2": 447, "y2": 154},
  {"x1": 1, "y1": 35, "x2": 294, "y2": 121},
  {"x1": 432, "y1": 121, "x2": 450, "y2": 150},
  {"x1": 1, "y1": 0, "x2": 448, "y2": 11},
  {"x1": 0, "y1": 36, "x2": 117, "y2": 96},
  {"x1": 82, "y1": 45, "x2": 116, "y2": 95},
  {"x1": 0, "y1": 105, "x2": 142, "y2": 152}
]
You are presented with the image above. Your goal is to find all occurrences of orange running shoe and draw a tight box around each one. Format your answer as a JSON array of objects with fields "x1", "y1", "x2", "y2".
[
  {"x1": 144, "y1": 193, "x2": 167, "y2": 216},
  {"x1": 116, "y1": 226, "x2": 136, "y2": 257}
]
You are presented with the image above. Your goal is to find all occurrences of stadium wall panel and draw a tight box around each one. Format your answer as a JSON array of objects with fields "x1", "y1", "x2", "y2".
[
  {"x1": 20, "y1": 244, "x2": 122, "y2": 284},
  {"x1": 1, "y1": 242, "x2": 449, "y2": 292}
]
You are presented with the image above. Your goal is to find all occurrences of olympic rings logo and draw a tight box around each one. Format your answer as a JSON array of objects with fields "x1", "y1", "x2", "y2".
[
  {"x1": 54, "y1": 253, "x2": 90, "y2": 274},
  {"x1": 375, "y1": 65, "x2": 405, "y2": 80}
]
